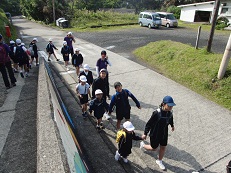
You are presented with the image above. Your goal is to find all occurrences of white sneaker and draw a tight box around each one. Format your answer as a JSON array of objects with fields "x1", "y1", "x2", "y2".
[
  {"x1": 140, "y1": 141, "x2": 145, "y2": 149},
  {"x1": 115, "y1": 151, "x2": 120, "y2": 161},
  {"x1": 156, "y1": 159, "x2": 165, "y2": 170},
  {"x1": 122, "y1": 157, "x2": 128, "y2": 163}
]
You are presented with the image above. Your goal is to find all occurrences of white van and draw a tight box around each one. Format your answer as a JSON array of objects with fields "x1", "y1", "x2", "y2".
[
  {"x1": 156, "y1": 12, "x2": 178, "y2": 28},
  {"x1": 138, "y1": 12, "x2": 162, "y2": 29}
]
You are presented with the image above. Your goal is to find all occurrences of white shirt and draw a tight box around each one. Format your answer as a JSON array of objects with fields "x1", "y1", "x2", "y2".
[{"x1": 76, "y1": 83, "x2": 90, "y2": 95}]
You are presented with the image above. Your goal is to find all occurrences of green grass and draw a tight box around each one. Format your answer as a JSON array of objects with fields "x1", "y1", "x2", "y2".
[
  {"x1": 0, "y1": 8, "x2": 17, "y2": 43},
  {"x1": 178, "y1": 20, "x2": 231, "y2": 35},
  {"x1": 70, "y1": 10, "x2": 138, "y2": 30},
  {"x1": 133, "y1": 40, "x2": 231, "y2": 110}
]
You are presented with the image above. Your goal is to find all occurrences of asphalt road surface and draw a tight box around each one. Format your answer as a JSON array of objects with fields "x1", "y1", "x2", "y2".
[{"x1": 76, "y1": 26, "x2": 229, "y2": 60}]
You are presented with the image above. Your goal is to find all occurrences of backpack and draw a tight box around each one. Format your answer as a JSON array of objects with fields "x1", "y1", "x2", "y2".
[
  {"x1": 0, "y1": 44, "x2": 10, "y2": 64},
  {"x1": 156, "y1": 108, "x2": 173, "y2": 124},
  {"x1": 46, "y1": 43, "x2": 51, "y2": 52},
  {"x1": 28, "y1": 44, "x2": 34, "y2": 56},
  {"x1": 15, "y1": 45, "x2": 26, "y2": 59},
  {"x1": 116, "y1": 130, "x2": 126, "y2": 143}
]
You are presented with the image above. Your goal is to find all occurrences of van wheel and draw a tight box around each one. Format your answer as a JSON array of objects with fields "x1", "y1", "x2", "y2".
[
  {"x1": 148, "y1": 24, "x2": 152, "y2": 29},
  {"x1": 166, "y1": 23, "x2": 170, "y2": 28},
  {"x1": 139, "y1": 22, "x2": 143, "y2": 26}
]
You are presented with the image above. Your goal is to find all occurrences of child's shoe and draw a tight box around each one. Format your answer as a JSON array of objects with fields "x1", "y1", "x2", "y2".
[
  {"x1": 100, "y1": 122, "x2": 104, "y2": 129},
  {"x1": 122, "y1": 157, "x2": 128, "y2": 163},
  {"x1": 115, "y1": 151, "x2": 120, "y2": 161},
  {"x1": 156, "y1": 159, "x2": 165, "y2": 170},
  {"x1": 96, "y1": 125, "x2": 100, "y2": 130},
  {"x1": 140, "y1": 141, "x2": 146, "y2": 151}
]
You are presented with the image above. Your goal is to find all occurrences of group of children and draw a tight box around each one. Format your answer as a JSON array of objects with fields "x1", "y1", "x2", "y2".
[{"x1": 47, "y1": 32, "x2": 177, "y2": 170}]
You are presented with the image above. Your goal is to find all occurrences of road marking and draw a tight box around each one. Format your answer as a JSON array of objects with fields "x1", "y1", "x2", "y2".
[{"x1": 105, "y1": 45, "x2": 115, "y2": 50}]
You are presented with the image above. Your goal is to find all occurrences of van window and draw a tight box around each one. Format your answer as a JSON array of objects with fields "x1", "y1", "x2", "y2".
[
  {"x1": 152, "y1": 14, "x2": 161, "y2": 20},
  {"x1": 143, "y1": 14, "x2": 148, "y2": 19},
  {"x1": 159, "y1": 14, "x2": 165, "y2": 18},
  {"x1": 167, "y1": 14, "x2": 176, "y2": 20},
  {"x1": 147, "y1": 15, "x2": 152, "y2": 20},
  {"x1": 139, "y1": 13, "x2": 143, "y2": 18}
]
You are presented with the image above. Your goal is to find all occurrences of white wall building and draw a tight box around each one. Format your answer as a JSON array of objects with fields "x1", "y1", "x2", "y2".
[{"x1": 178, "y1": 0, "x2": 231, "y2": 23}]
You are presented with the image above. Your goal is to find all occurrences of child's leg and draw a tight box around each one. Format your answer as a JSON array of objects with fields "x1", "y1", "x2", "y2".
[
  {"x1": 116, "y1": 119, "x2": 122, "y2": 130},
  {"x1": 97, "y1": 118, "x2": 102, "y2": 126},
  {"x1": 53, "y1": 53, "x2": 59, "y2": 60}
]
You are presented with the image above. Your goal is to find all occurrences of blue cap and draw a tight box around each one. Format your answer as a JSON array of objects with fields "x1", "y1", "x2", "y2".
[
  {"x1": 163, "y1": 96, "x2": 176, "y2": 106},
  {"x1": 0, "y1": 34, "x2": 2, "y2": 39}
]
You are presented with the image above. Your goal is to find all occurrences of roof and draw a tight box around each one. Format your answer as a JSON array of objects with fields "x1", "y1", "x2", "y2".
[
  {"x1": 156, "y1": 12, "x2": 173, "y2": 15},
  {"x1": 177, "y1": 1, "x2": 215, "y2": 8}
]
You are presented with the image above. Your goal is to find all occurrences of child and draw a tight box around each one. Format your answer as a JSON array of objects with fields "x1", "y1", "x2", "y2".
[
  {"x1": 46, "y1": 38, "x2": 59, "y2": 61},
  {"x1": 115, "y1": 121, "x2": 143, "y2": 163},
  {"x1": 76, "y1": 75, "x2": 91, "y2": 118},
  {"x1": 61, "y1": 41, "x2": 70, "y2": 71},
  {"x1": 109, "y1": 82, "x2": 141, "y2": 130},
  {"x1": 140, "y1": 96, "x2": 176, "y2": 170},
  {"x1": 72, "y1": 48, "x2": 83, "y2": 76},
  {"x1": 14, "y1": 39, "x2": 29, "y2": 78},
  {"x1": 9, "y1": 40, "x2": 18, "y2": 73},
  {"x1": 89, "y1": 89, "x2": 109, "y2": 130},
  {"x1": 29, "y1": 38, "x2": 39, "y2": 66},
  {"x1": 79, "y1": 64, "x2": 93, "y2": 86}
]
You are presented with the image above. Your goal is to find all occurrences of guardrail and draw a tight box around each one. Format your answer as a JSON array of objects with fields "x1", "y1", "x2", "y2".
[{"x1": 37, "y1": 55, "x2": 89, "y2": 173}]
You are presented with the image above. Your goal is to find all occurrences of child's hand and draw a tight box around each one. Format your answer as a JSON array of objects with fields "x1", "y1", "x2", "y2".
[
  {"x1": 171, "y1": 126, "x2": 175, "y2": 132},
  {"x1": 142, "y1": 135, "x2": 147, "y2": 140}
]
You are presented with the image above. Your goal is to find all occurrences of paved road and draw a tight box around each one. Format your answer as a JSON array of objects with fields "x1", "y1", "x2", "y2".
[
  {"x1": 76, "y1": 26, "x2": 229, "y2": 61},
  {"x1": 12, "y1": 18, "x2": 231, "y2": 173}
]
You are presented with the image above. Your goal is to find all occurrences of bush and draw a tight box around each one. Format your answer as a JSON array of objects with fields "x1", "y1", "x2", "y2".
[
  {"x1": 216, "y1": 17, "x2": 229, "y2": 30},
  {"x1": 167, "y1": 6, "x2": 181, "y2": 19}
]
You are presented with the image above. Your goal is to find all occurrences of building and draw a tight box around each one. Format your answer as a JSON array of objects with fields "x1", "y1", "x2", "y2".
[{"x1": 177, "y1": 0, "x2": 231, "y2": 23}]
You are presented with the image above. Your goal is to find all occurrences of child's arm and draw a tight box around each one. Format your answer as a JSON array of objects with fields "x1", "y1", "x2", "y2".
[
  {"x1": 53, "y1": 44, "x2": 58, "y2": 50},
  {"x1": 132, "y1": 132, "x2": 143, "y2": 141},
  {"x1": 169, "y1": 114, "x2": 174, "y2": 131},
  {"x1": 88, "y1": 88, "x2": 91, "y2": 98},
  {"x1": 126, "y1": 89, "x2": 141, "y2": 109},
  {"x1": 89, "y1": 100, "x2": 94, "y2": 115}
]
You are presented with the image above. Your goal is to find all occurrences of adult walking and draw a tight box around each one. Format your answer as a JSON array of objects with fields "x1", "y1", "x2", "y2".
[
  {"x1": 140, "y1": 96, "x2": 176, "y2": 170},
  {"x1": 64, "y1": 32, "x2": 75, "y2": 56},
  {"x1": 0, "y1": 34, "x2": 16, "y2": 89}
]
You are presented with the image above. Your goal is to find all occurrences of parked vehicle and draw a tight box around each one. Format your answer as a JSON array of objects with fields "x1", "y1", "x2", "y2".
[
  {"x1": 156, "y1": 12, "x2": 178, "y2": 28},
  {"x1": 138, "y1": 12, "x2": 161, "y2": 29}
]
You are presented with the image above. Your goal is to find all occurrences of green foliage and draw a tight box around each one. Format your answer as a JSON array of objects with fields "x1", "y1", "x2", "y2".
[
  {"x1": 0, "y1": 8, "x2": 17, "y2": 43},
  {"x1": 20, "y1": 0, "x2": 69, "y2": 23},
  {"x1": 167, "y1": 6, "x2": 180, "y2": 19},
  {"x1": 134, "y1": 41, "x2": 231, "y2": 110},
  {"x1": 216, "y1": 17, "x2": 229, "y2": 30},
  {"x1": 70, "y1": 9, "x2": 137, "y2": 28},
  {"x1": 1, "y1": 0, "x2": 21, "y2": 16}
]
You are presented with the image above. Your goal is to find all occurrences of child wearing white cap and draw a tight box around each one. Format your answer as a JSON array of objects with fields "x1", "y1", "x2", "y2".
[
  {"x1": 72, "y1": 48, "x2": 83, "y2": 76},
  {"x1": 46, "y1": 38, "x2": 59, "y2": 61},
  {"x1": 29, "y1": 38, "x2": 38, "y2": 66},
  {"x1": 76, "y1": 75, "x2": 91, "y2": 118},
  {"x1": 79, "y1": 64, "x2": 93, "y2": 86},
  {"x1": 115, "y1": 121, "x2": 143, "y2": 163},
  {"x1": 61, "y1": 41, "x2": 70, "y2": 71},
  {"x1": 89, "y1": 89, "x2": 109, "y2": 130}
]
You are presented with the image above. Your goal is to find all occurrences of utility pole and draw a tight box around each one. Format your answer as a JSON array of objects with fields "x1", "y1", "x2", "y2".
[
  {"x1": 207, "y1": 0, "x2": 221, "y2": 52},
  {"x1": 217, "y1": 33, "x2": 231, "y2": 79},
  {"x1": 52, "y1": 0, "x2": 56, "y2": 23}
]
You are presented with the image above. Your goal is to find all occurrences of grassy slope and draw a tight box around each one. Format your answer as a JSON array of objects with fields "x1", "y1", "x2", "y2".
[
  {"x1": 133, "y1": 40, "x2": 231, "y2": 110},
  {"x1": 0, "y1": 8, "x2": 17, "y2": 43}
]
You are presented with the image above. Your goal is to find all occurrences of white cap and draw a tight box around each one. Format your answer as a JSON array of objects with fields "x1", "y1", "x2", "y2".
[
  {"x1": 83, "y1": 64, "x2": 90, "y2": 70},
  {"x1": 10, "y1": 40, "x2": 15, "y2": 44},
  {"x1": 49, "y1": 38, "x2": 52, "y2": 42},
  {"x1": 33, "y1": 38, "x2": 38, "y2": 42},
  {"x1": 100, "y1": 68, "x2": 107, "y2": 73},
  {"x1": 95, "y1": 89, "x2": 103, "y2": 95},
  {"x1": 123, "y1": 121, "x2": 135, "y2": 131},
  {"x1": 16, "y1": 39, "x2": 21, "y2": 44},
  {"x1": 75, "y1": 48, "x2": 80, "y2": 52},
  {"x1": 63, "y1": 41, "x2": 67, "y2": 45},
  {"x1": 79, "y1": 75, "x2": 87, "y2": 82},
  {"x1": 68, "y1": 32, "x2": 72, "y2": 35},
  {"x1": 21, "y1": 43, "x2": 25, "y2": 46}
]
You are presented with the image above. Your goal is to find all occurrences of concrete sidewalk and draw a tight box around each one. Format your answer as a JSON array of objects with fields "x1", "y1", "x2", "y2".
[{"x1": 14, "y1": 18, "x2": 231, "y2": 173}]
